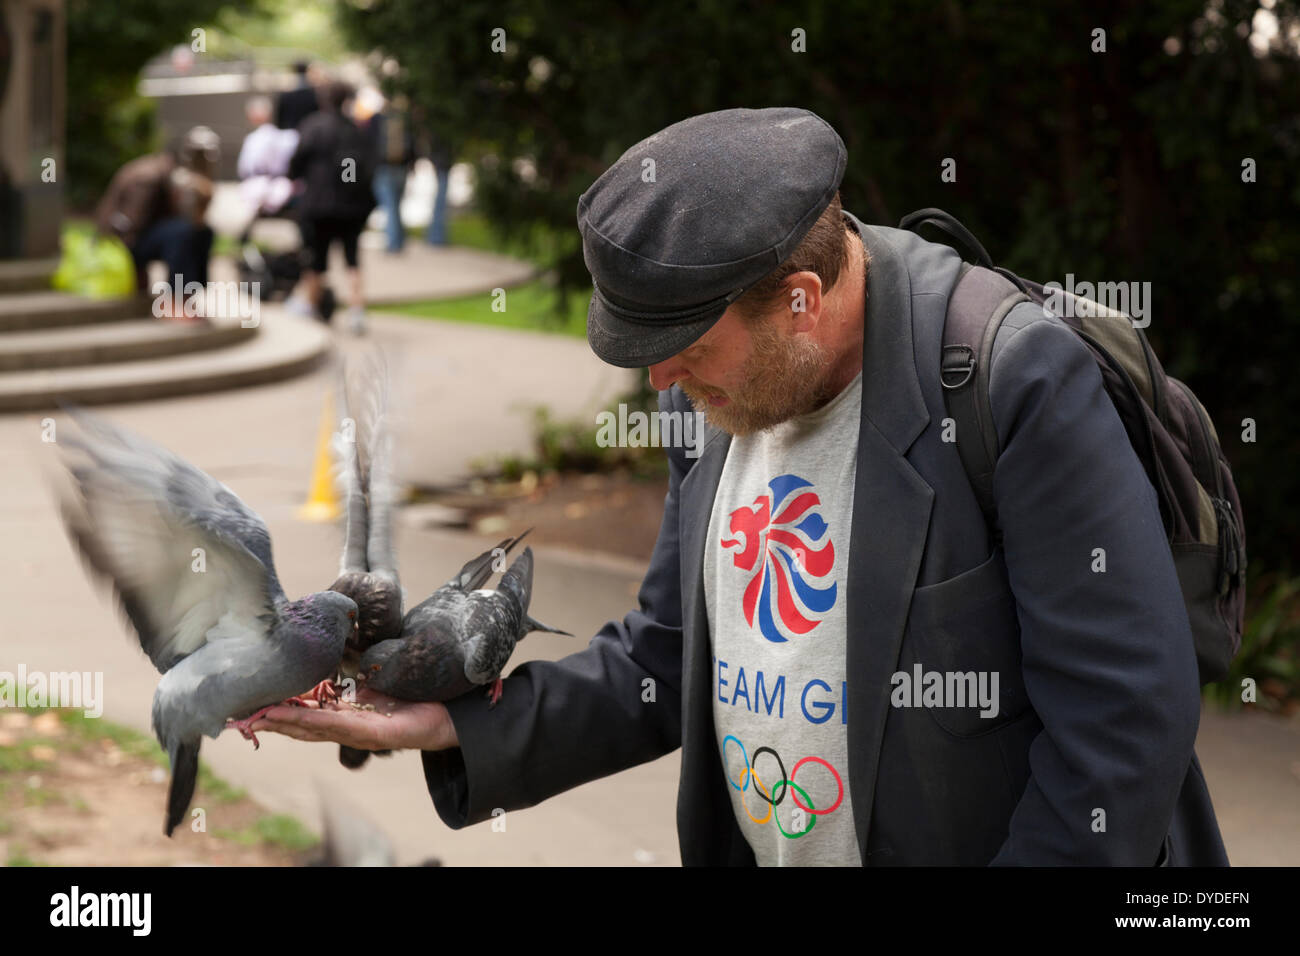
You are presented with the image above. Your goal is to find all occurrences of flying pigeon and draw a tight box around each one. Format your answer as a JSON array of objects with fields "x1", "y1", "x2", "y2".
[
  {"x1": 58, "y1": 409, "x2": 358, "y2": 837},
  {"x1": 324, "y1": 354, "x2": 405, "y2": 768},
  {"x1": 357, "y1": 532, "x2": 571, "y2": 706}
]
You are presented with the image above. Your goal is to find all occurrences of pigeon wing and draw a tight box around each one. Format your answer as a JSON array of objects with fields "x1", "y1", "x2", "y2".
[
  {"x1": 445, "y1": 529, "x2": 530, "y2": 592},
  {"x1": 352, "y1": 349, "x2": 398, "y2": 576},
  {"x1": 460, "y1": 593, "x2": 524, "y2": 686},
  {"x1": 60, "y1": 410, "x2": 283, "y2": 674},
  {"x1": 332, "y1": 361, "x2": 369, "y2": 575}
]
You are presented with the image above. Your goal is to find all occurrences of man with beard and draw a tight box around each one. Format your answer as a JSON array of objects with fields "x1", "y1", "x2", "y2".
[{"x1": 253, "y1": 107, "x2": 1226, "y2": 867}]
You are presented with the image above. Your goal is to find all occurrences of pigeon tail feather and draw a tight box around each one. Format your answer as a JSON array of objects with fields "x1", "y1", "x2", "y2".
[
  {"x1": 165, "y1": 740, "x2": 200, "y2": 837},
  {"x1": 524, "y1": 615, "x2": 572, "y2": 637}
]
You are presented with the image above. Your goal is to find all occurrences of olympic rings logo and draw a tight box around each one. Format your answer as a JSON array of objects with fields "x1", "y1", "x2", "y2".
[{"x1": 722, "y1": 735, "x2": 844, "y2": 839}]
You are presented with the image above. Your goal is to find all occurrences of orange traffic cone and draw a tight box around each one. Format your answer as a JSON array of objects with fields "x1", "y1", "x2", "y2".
[{"x1": 297, "y1": 389, "x2": 340, "y2": 522}]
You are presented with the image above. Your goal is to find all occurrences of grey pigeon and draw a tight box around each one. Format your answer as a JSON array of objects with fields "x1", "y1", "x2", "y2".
[
  {"x1": 309, "y1": 784, "x2": 441, "y2": 867},
  {"x1": 58, "y1": 409, "x2": 358, "y2": 837},
  {"x1": 329, "y1": 352, "x2": 403, "y2": 675},
  {"x1": 358, "y1": 532, "x2": 571, "y2": 705},
  {"x1": 325, "y1": 354, "x2": 405, "y2": 768},
  {"x1": 314, "y1": 784, "x2": 397, "y2": 867}
]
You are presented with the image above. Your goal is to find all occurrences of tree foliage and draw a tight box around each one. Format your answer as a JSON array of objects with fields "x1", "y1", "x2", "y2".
[
  {"x1": 340, "y1": 0, "x2": 1298, "y2": 571},
  {"x1": 64, "y1": 0, "x2": 263, "y2": 209}
]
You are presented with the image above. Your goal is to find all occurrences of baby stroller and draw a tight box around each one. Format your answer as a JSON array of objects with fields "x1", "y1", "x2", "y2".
[
  {"x1": 235, "y1": 115, "x2": 337, "y2": 323},
  {"x1": 236, "y1": 211, "x2": 337, "y2": 322}
]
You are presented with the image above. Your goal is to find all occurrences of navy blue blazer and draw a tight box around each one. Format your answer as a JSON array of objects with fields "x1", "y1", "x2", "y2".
[{"x1": 421, "y1": 212, "x2": 1229, "y2": 866}]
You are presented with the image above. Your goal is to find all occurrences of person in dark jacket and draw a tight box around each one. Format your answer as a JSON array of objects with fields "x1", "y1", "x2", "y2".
[
  {"x1": 286, "y1": 80, "x2": 377, "y2": 334},
  {"x1": 251, "y1": 108, "x2": 1228, "y2": 868},
  {"x1": 275, "y1": 60, "x2": 321, "y2": 132},
  {"x1": 95, "y1": 126, "x2": 219, "y2": 320}
]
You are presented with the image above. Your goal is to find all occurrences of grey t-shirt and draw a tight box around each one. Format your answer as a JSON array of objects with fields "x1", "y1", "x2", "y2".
[{"x1": 704, "y1": 371, "x2": 863, "y2": 865}]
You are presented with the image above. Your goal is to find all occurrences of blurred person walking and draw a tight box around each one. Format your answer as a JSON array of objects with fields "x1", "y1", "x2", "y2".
[
  {"x1": 236, "y1": 95, "x2": 299, "y2": 219},
  {"x1": 287, "y1": 81, "x2": 377, "y2": 335},
  {"x1": 368, "y1": 93, "x2": 417, "y2": 254},
  {"x1": 424, "y1": 127, "x2": 454, "y2": 247},
  {"x1": 276, "y1": 60, "x2": 322, "y2": 132}
]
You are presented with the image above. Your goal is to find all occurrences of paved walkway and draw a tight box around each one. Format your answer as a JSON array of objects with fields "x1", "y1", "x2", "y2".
[
  {"x1": 1, "y1": 311, "x2": 659, "y2": 866},
  {"x1": 209, "y1": 181, "x2": 536, "y2": 305},
  {"x1": 2, "y1": 220, "x2": 1296, "y2": 865},
  {"x1": 212, "y1": 231, "x2": 536, "y2": 307}
]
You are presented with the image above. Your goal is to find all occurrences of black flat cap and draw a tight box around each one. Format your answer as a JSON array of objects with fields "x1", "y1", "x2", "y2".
[{"x1": 578, "y1": 107, "x2": 847, "y2": 368}]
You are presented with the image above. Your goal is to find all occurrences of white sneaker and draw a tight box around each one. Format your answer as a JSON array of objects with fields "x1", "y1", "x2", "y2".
[
  {"x1": 284, "y1": 294, "x2": 317, "y2": 319},
  {"x1": 347, "y1": 306, "x2": 368, "y2": 336}
]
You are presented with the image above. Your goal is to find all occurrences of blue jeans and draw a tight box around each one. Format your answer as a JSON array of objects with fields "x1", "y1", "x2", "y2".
[
  {"x1": 132, "y1": 217, "x2": 213, "y2": 293},
  {"x1": 373, "y1": 164, "x2": 408, "y2": 252},
  {"x1": 426, "y1": 164, "x2": 451, "y2": 245}
]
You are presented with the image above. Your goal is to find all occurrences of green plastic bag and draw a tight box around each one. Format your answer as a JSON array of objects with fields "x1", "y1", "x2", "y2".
[{"x1": 52, "y1": 230, "x2": 136, "y2": 299}]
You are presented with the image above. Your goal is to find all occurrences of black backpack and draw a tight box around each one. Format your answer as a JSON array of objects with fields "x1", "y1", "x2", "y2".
[
  {"x1": 900, "y1": 208, "x2": 1247, "y2": 685},
  {"x1": 323, "y1": 113, "x2": 378, "y2": 219}
]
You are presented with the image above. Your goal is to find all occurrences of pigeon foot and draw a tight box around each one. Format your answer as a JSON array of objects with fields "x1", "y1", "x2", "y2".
[
  {"x1": 485, "y1": 678, "x2": 504, "y2": 708},
  {"x1": 225, "y1": 704, "x2": 281, "y2": 750},
  {"x1": 291, "y1": 679, "x2": 341, "y2": 706}
]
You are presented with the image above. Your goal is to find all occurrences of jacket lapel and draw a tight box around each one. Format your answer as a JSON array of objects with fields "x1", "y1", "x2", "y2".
[
  {"x1": 680, "y1": 425, "x2": 728, "y2": 634},
  {"x1": 675, "y1": 421, "x2": 744, "y2": 862},
  {"x1": 843, "y1": 213, "x2": 935, "y2": 862}
]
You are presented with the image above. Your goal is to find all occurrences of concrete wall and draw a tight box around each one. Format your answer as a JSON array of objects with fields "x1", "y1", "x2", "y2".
[{"x1": 141, "y1": 66, "x2": 306, "y2": 182}]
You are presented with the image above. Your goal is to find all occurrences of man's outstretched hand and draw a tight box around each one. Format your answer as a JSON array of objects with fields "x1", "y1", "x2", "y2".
[{"x1": 246, "y1": 687, "x2": 459, "y2": 752}]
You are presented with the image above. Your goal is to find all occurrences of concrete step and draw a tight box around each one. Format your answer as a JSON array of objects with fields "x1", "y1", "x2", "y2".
[
  {"x1": 0, "y1": 257, "x2": 59, "y2": 294},
  {"x1": 0, "y1": 291, "x2": 145, "y2": 332},
  {"x1": 0, "y1": 312, "x2": 256, "y2": 372},
  {"x1": 0, "y1": 310, "x2": 332, "y2": 412}
]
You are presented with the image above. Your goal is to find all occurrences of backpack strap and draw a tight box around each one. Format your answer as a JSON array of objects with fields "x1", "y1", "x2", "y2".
[
  {"x1": 902, "y1": 208, "x2": 1034, "y2": 296},
  {"x1": 901, "y1": 209, "x2": 995, "y2": 268},
  {"x1": 940, "y1": 264, "x2": 1030, "y2": 545}
]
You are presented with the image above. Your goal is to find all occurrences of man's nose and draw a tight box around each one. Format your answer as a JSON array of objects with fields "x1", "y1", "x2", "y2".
[{"x1": 647, "y1": 356, "x2": 687, "y2": 391}]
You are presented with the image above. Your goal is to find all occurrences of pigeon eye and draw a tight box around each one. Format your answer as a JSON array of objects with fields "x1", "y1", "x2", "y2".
[{"x1": 347, "y1": 610, "x2": 357, "y2": 621}]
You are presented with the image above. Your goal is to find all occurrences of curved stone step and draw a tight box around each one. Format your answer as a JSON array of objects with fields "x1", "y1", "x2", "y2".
[
  {"x1": 0, "y1": 258, "x2": 59, "y2": 294},
  {"x1": 0, "y1": 310, "x2": 332, "y2": 412},
  {"x1": 0, "y1": 291, "x2": 146, "y2": 332},
  {"x1": 0, "y1": 312, "x2": 256, "y2": 371}
]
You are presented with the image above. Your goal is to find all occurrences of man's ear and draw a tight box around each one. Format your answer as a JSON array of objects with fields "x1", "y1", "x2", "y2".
[{"x1": 785, "y1": 271, "x2": 824, "y2": 333}]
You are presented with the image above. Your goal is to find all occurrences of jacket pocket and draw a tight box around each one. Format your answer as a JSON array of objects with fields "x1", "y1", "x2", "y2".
[{"x1": 903, "y1": 547, "x2": 1028, "y2": 736}]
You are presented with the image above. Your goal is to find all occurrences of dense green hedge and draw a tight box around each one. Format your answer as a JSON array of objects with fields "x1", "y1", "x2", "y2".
[{"x1": 338, "y1": 0, "x2": 1300, "y2": 577}]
